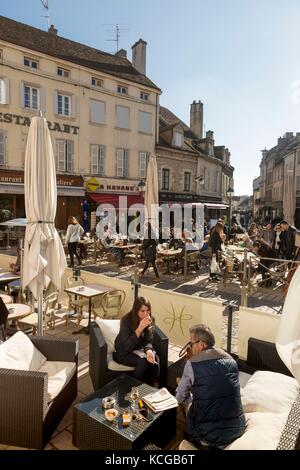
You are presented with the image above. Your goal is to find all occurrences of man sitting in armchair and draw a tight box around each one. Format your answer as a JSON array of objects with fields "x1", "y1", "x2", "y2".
[{"x1": 176, "y1": 324, "x2": 246, "y2": 449}]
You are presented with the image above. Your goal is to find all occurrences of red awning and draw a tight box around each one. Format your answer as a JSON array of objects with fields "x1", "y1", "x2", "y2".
[{"x1": 87, "y1": 192, "x2": 142, "y2": 208}]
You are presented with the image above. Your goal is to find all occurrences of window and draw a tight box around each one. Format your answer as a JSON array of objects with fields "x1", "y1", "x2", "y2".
[
  {"x1": 24, "y1": 57, "x2": 38, "y2": 69},
  {"x1": 56, "y1": 140, "x2": 73, "y2": 173},
  {"x1": 0, "y1": 78, "x2": 9, "y2": 105},
  {"x1": 57, "y1": 67, "x2": 70, "y2": 78},
  {"x1": 139, "y1": 152, "x2": 149, "y2": 179},
  {"x1": 174, "y1": 131, "x2": 183, "y2": 147},
  {"x1": 140, "y1": 91, "x2": 149, "y2": 101},
  {"x1": 24, "y1": 85, "x2": 39, "y2": 110},
  {"x1": 116, "y1": 105, "x2": 129, "y2": 129},
  {"x1": 57, "y1": 93, "x2": 71, "y2": 116},
  {"x1": 116, "y1": 149, "x2": 129, "y2": 177},
  {"x1": 91, "y1": 77, "x2": 103, "y2": 88},
  {"x1": 0, "y1": 131, "x2": 5, "y2": 165},
  {"x1": 162, "y1": 169, "x2": 170, "y2": 190},
  {"x1": 138, "y1": 111, "x2": 152, "y2": 134},
  {"x1": 90, "y1": 100, "x2": 105, "y2": 124},
  {"x1": 184, "y1": 172, "x2": 191, "y2": 192},
  {"x1": 117, "y1": 85, "x2": 128, "y2": 95},
  {"x1": 91, "y1": 145, "x2": 105, "y2": 175}
]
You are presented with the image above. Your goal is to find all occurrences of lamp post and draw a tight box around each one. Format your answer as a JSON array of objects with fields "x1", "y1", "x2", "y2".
[
  {"x1": 131, "y1": 180, "x2": 146, "y2": 300},
  {"x1": 137, "y1": 179, "x2": 146, "y2": 203},
  {"x1": 227, "y1": 186, "x2": 234, "y2": 225}
]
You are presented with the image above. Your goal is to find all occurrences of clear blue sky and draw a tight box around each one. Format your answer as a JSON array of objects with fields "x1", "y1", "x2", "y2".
[{"x1": 2, "y1": 0, "x2": 300, "y2": 195}]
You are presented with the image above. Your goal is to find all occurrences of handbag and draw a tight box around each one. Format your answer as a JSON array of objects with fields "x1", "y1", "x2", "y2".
[{"x1": 210, "y1": 254, "x2": 221, "y2": 274}]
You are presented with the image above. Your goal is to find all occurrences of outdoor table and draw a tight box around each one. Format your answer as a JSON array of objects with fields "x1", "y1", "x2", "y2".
[
  {"x1": 157, "y1": 249, "x2": 182, "y2": 274},
  {"x1": 7, "y1": 303, "x2": 31, "y2": 322},
  {"x1": 0, "y1": 293, "x2": 12, "y2": 304},
  {"x1": 0, "y1": 273, "x2": 21, "y2": 287},
  {"x1": 73, "y1": 375, "x2": 177, "y2": 450},
  {"x1": 65, "y1": 284, "x2": 113, "y2": 335}
]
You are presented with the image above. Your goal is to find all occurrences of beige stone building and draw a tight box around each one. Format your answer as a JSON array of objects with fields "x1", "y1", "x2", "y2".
[{"x1": 0, "y1": 16, "x2": 160, "y2": 228}]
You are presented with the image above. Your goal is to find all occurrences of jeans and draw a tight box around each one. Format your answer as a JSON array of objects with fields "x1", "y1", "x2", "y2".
[
  {"x1": 141, "y1": 259, "x2": 159, "y2": 277},
  {"x1": 68, "y1": 242, "x2": 81, "y2": 267}
]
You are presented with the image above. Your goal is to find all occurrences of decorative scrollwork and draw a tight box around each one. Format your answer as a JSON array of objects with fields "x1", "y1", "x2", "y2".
[{"x1": 163, "y1": 303, "x2": 192, "y2": 336}]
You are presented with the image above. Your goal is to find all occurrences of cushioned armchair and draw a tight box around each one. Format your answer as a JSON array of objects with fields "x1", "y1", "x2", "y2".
[
  {"x1": 89, "y1": 320, "x2": 169, "y2": 391},
  {"x1": 0, "y1": 334, "x2": 78, "y2": 449}
]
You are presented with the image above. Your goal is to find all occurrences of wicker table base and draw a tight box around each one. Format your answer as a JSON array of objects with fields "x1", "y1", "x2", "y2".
[{"x1": 73, "y1": 375, "x2": 177, "y2": 450}]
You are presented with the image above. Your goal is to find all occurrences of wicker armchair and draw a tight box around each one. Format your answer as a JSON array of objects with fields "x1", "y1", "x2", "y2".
[
  {"x1": 0, "y1": 335, "x2": 78, "y2": 449},
  {"x1": 89, "y1": 321, "x2": 169, "y2": 391}
]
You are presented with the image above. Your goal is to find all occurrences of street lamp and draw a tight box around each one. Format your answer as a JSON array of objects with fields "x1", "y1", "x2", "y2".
[
  {"x1": 132, "y1": 180, "x2": 146, "y2": 300},
  {"x1": 137, "y1": 179, "x2": 146, "y2": 201},
  {"x1": 227, "y1": 186, "x2": 234, "y2": 225}
]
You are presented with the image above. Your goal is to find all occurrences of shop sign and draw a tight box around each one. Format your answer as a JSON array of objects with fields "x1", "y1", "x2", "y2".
[
  {"x1": 0, "y1": 113, "x2": 79, "y2": 135},
  {"x1": 86, "y1": 178, "x2": 100, "y2": 192},
  {"x1": 84, "y1": 177, "x2": 138, "y2": 193},
  {"x1": 0, "y1": 170, "x2": 83, "y2": 188}
]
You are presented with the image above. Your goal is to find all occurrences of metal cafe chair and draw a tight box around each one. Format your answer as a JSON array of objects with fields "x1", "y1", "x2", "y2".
[{"x1": 101, "y1": 289, "x2": 126, "y2": 319}]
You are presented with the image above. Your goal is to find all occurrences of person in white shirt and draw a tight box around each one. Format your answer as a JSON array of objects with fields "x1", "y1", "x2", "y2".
[{"x1": 65, "y1": 216, "x2": 84, "y2": 267}]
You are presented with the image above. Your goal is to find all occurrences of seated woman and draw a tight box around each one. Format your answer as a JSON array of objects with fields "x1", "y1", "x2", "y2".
[{"x1": 113, "y1": 296, "x2": 159, "y2": 385}]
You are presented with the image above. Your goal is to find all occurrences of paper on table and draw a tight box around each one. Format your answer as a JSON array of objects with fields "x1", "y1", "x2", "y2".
[{"x1": 143, "y1": 387, "x2": 178, "y2": 413}]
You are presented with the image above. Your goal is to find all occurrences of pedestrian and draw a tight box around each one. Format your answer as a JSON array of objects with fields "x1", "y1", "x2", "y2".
[
  {"x1": 280, "y1": 220, "x2": 297, "y2": 260},
  {"x1": 140, "y1": 223, "x2": 160, "y2": 282},
  {"x1": 208, "y1": 222, "x2": 224, "y2": 280},
  {"x1": 65, "y1": 216, "x2": 84, "y2": 268}
]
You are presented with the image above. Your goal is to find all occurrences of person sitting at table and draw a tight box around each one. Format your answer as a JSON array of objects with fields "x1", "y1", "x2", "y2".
[
  {"x1": 176, "y1": 324, "x2": 246, "y2": 449},
  {"x1": 113, "y1": 296, "x2": 159, "y2": 385},
  {"x1": 139, "y1": 223, "x2": 160, "y2": 282},
  {"x1": 9, "y1": 249, "x2": 21, "y2": 275},
  {"x1": 229, "y1": 223, "x2": 244, "y2": 241},
  {"x1": 97, "y1": 224, "x2": 125, "y2": 266},
  {"x1": 251, "y1": 240, "x2": 274, "y2": 287}
]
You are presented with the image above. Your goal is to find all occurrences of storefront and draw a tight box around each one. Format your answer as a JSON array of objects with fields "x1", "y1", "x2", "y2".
[{"x1": 0, "y1": 170, "x2": 85, "y2": 229}]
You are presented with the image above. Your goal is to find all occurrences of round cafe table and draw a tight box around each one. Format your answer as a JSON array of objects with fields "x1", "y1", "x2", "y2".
[
  {"x1": 0, "y1": 293, "x2": 13, "y2": 304},
  {"x1": 7, "y1": 303, "x2": 31, "y2": 322}
]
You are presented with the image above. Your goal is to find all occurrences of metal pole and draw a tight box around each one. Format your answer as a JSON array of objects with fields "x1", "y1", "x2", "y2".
[
  {"x1": 184, "y1": 247, "x2": 187, "y2": 279},
  {"x1": 241, "y1": 248, "x2": 248, "y2": 307},
  {"x1": 37, "y1": 292, "x2": 43, "y2": 336},
  {"x1": 19, "y1": 238, "x2": 24, "y2": 301},
  {"x1": 227, "y1": 304, "x2": 233, "y2": 353}
]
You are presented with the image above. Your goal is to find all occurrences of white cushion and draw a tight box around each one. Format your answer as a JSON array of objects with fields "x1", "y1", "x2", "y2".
[
  {"x1": 225, "y1": 412, "x2": 289, "y2": 450},
  {"x1": 107, "y1": 352, "x2": 135, "y2": 372},
  {"x1": 0, "y1": 331, "x2": 47, "y2": 371},
  {"x1": 38, "y1": 361, "x2": 76, "y2": 402},
  {"x1": 242, "y1": 371, "x2": 299, "y2": 414},
  {"x1": 239, "y1": 371, "x2": 252, "y2": 389},
  {"x1": 95, "y1": 318, "x2": 120, "y2": 354}
]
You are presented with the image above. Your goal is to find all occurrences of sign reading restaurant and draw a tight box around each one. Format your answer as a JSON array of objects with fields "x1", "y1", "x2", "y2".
[
  {"x1": 0, "y1": 112, "x2": 79, "y2": 135},
  {"x1": 0, "y1": 170, "x2": 83, "y2": 187}
]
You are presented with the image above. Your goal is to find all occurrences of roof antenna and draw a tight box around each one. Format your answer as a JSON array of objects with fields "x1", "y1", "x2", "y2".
[
  {"x1": 104, "y1": 23, "x2": 130, "y2": 52},
  {"x1": 40, "y1": 0, "x2": 51, "y2": 30}
]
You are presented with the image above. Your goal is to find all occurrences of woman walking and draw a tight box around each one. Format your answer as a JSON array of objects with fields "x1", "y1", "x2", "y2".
[
  {"x1": 65, "y1": 216, "x2": 84, "y2": 267},
  {"x1": 208, "y1": 222, "x2": 225, "y2": 280},
  {"x1": 140, "y1": 223, "x2": 160, "y2": 282}
]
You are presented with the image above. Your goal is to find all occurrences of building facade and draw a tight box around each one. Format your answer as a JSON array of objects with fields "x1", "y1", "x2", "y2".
[
  {"x1": 252, "y1": 176, "x2": 260, "y2": 220},
  {"x1": 0, "y1": 16, "x2": 160, "y2": 228}
]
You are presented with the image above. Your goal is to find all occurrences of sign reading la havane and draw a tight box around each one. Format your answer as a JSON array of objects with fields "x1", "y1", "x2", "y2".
[{"x1": 0, "y1": 113, "x2": 79, "y2": 135}]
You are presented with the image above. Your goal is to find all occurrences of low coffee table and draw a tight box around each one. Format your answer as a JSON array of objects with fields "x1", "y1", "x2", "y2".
[{"x1": 73, "y1": 375, "x2": 177, "y2": 450}]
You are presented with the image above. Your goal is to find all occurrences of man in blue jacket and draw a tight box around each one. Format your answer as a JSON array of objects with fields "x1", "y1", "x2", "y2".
[{"x1": 176, "y1": 324, "x2": 246, "y2": 449}]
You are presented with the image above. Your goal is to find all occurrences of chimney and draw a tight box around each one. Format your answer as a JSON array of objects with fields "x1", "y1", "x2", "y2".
[
  {"x1": 190, "y1": 100, "x2": 203, "y2": 139},
  {"x1": 206, "y1": 130, "x2": 214, "y2": 142},
  {"x1": 115, "y1": 49, "x2": 127, "y2": 59},
  {"x1": 131, "y1": 39, "x2": 147, "y2": 75},
  {"x1": 48, "y1": 24, "x2": 58, "y2": 35}
]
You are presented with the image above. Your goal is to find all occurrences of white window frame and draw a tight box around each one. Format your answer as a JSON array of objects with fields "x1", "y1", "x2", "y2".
[
  {"x1": 91, "y1": 77, "x2": 103, "y2": 88},
  {"x1": 56, "y1": 140, "x2": 73, "y2": 173},
  {"x1": 90, "y1": 99, "x2": 106, "y2": 124},
  {"x1": 184, "y1": 172, "x2": 191, "y2": 192},
  {"x1": 116, "y1": 105, "x2": 130, "y2": 129},
  {"x1": 174, "y1": 131, "x2": 183, "y2": 147},
  {"x1": 0, "y1": 78, "x2": 9, "y2": 105},
  {"x1": 139, "y1": 152, "x2": 149, "y2": 179},
  {"x1": 117, "y1": 85, "x2": 128, "y2": 95},
  {"x1": 91, "y1": 144, "x2": 105, "y2": 175},
  {"x1": 116, "y1": 148, "x2": 129, "y2": 177},
  {"x1": 24, "y1": 57, "x2": 38, "y2": 69},
  {"x1": 57, "y1": 93, "x2": 71, "y2": 116},
  {"x1": 57, "y1": 67, "x2": 70, "y2": 78},
  {"x1": 24, "y1": 84, "x2": 40, "y2": 110},
  {"x1": 138, "y1": 111, "x2": 152, "y2": 134},
  {"x1": 162, "y1": 168, "x2": 170, "y2": 190},
  {"x1": 0, "y1": 131, "x2": 6, "y2": 165},
  {"x1": 140, "y1": 91, "x2": 149, "y2": 101}
]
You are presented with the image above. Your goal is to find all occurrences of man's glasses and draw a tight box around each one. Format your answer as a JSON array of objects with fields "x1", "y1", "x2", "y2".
[{"x1": 179, "y1": 340, "x2": 202, "y2": 358}]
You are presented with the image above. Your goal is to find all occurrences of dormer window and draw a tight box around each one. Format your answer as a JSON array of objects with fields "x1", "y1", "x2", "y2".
[
  {"x1": 24, "y1": 57, "x2": 38, "y2": 69},
  {"x1": 57, "y1": 67, "x2": 70, "y2": 78},
  {"x1": 174, "y1": 131, "x2": 183, "y2": 148},
  {"x1": 117, "y1": 85, "x2": 128, "y2": 95}
]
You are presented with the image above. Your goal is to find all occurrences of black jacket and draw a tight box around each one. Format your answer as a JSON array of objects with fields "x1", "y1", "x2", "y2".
[
  {"x1": 208, "y1": 229, "x2": 222, "y2": 254},
  {"x1": 280, "y1": 226, "x2": 296, "y2": 259},
  {"x1": 113, "y1": 312, "x2": 154, "y2": 363},
  {"x1": 142, "y1": 238, "x2": 158, "y2": 261},
  {"x1": 186, "y1": 348, "x2": 246, "y2": 448}
]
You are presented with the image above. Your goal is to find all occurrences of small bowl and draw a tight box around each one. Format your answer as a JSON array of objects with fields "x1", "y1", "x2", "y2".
[
  {"x1": 105, "y1": 408, "x2": 118, "y2": 422},
  {"x1": 77, "y1": 286, "x2": 85, "y2": 292},
  {"x1": 102, "y1": 396, "x2": 116, "y2": 409}
]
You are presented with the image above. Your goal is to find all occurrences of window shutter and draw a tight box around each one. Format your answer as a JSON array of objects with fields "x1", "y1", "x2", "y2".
[
  {"x1": 139, "y1": 111, "x2": 152, "y2": 133},
  {"x1": 91, "y1": 100, "x2": 105, "y2": 124},
  {"x1": 54, "y1": 91, "x2": 58, "y2": 115},
  {"x1": 99, "y1": 145, "x2": 105, "y2": 175},
  {"x1": 66, "y1": 141, "x2": 73, "y2": 172},
  {"x1": 0, "y1": 132, "x2": 5, "y2": 165},
  {"x1": 116, "y1": 106, "x2": 129, "y2": 128},
  {"x1": 117, "y1": 149, "x2": 124, "y2": 177},
  {"x1": 71, "y1": 95, "x2": 77, "y2": 118},
  {"x1": 57, "y1": 141, "x2": 66, "y2": 172},
  {"x1": 91, "y1": 144, "x2": 99, "y2": 174},
  {"x1": 40, "y1": 87, "x2": 46, "y2": 113},
  {"x1": 0, "y1": 78, "x2": 10, "y2": 104},
  {"x1": 139, "y1": 152, "x2": 147, "y2": 178},
  {"x1": 20, "y1": 82, "x2": 25, "y2": 108},
  {"x1": 124, "y1": 149, "x2": 129, "y2": 177}
]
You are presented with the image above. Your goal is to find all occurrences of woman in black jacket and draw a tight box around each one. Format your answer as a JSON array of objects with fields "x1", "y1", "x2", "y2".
[
  {"x1": 140, "y1": 223, "x2": 160, "y2": 282},
  {"x1": 113, "y1": 296, "x2": 159, "y2": 383},
  {"x1": 208, "y1": 222, "x2": 224, "y2": 279}
]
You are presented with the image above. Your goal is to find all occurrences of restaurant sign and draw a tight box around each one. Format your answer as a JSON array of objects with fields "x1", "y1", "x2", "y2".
[
  {"x1": 84, "y1": 177, "x2": 139, "y2": 193},
  {"x1": 0, "y1": 113, "x2": 79, "y2": 135},
  {"x1": 0, "y1": 170, "x2": 83, "y2": 188}
]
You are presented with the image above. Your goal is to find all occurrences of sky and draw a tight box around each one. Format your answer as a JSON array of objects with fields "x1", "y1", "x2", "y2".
[{"x1": 2, "y1": 0, "x2": 300, "y2": 195}]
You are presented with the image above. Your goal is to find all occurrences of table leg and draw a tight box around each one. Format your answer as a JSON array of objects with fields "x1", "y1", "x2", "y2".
[{"x1": 72, "y1": 296, "x2": 91, "y2": 335}]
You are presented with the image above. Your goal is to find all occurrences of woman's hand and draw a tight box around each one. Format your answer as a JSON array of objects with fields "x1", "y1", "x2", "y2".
[
  {"x1": 146, "y1": 350, "x2": 156, "y2": 364},
  {"x1": 138, "y1": 316, "x2": 152, "y2": 332}
]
